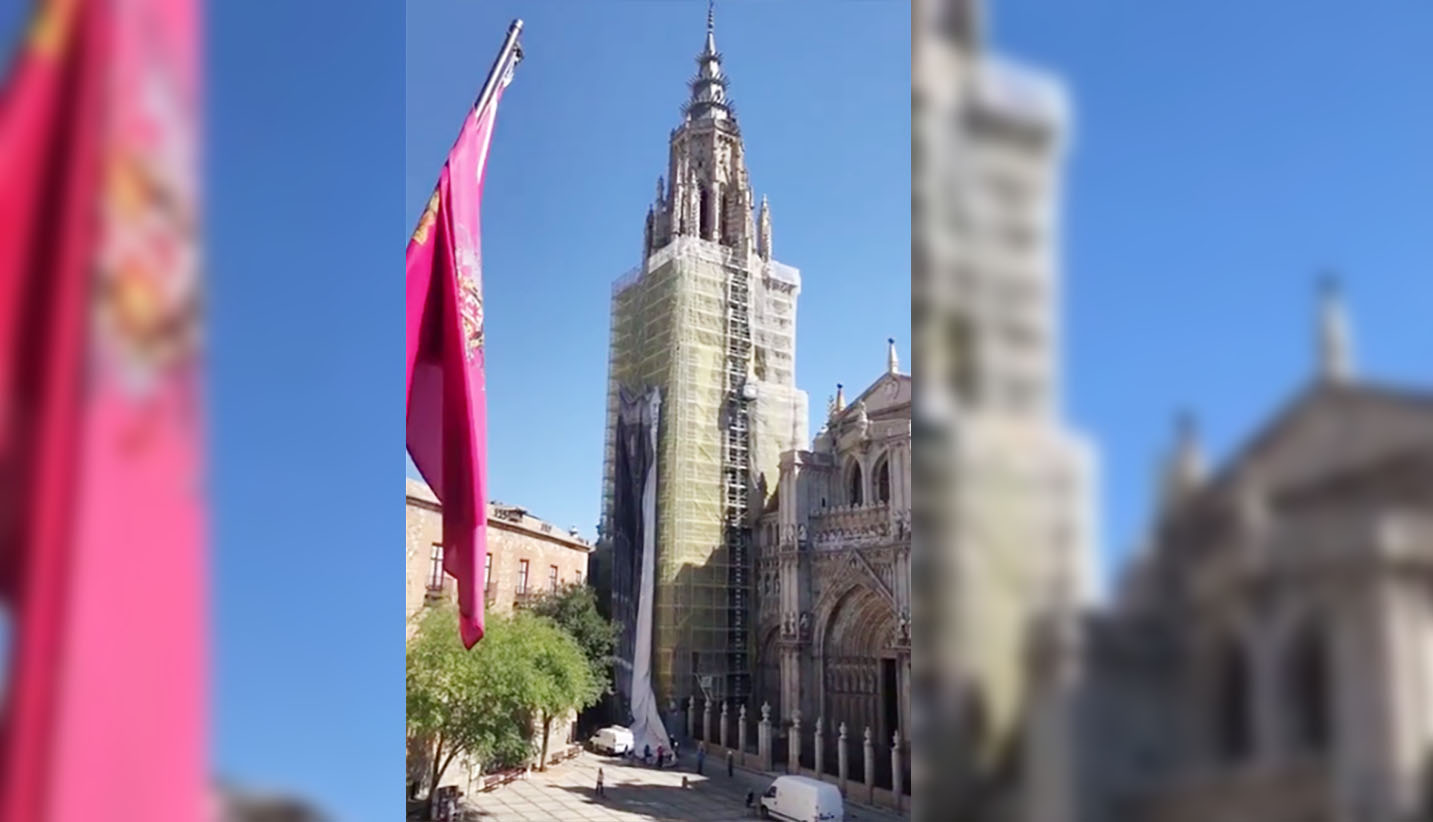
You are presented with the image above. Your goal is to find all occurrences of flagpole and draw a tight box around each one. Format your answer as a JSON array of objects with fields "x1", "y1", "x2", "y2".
[{"x1": 473, "y1": 19, "x2": 524, "y2": 121}]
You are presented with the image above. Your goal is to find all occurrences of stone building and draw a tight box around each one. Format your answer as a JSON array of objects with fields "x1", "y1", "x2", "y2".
[
  {"x1": 1029, "y1": 284, "x2": 1433, "y2": 822},
  {"x1": 598, "y1": 4, "x2": 807, "y2": 717},
  {"x1": 405, "y1": 477, "x2": 592, "y2": 624},
  {"x1": 751, "y1": 341, "x2": 912, "y2": 793},
  {"x1": 404, "y1": 477, "x2": 593, "y2": 794}
]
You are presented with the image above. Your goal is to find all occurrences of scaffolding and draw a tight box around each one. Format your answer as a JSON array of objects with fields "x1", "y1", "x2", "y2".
[{"x1": 602, "y1": 236, "x2": 807, "y2": 708}]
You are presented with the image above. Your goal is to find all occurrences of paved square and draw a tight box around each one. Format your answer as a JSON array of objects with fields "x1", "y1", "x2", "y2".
[{"x1": 464, "y1": 751, "x2": 905, "y2": 821}]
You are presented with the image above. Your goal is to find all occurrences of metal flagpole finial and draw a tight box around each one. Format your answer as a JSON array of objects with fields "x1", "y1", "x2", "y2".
[{"x1": 707, "y1": 0, "x2": 715, "y2": 34}]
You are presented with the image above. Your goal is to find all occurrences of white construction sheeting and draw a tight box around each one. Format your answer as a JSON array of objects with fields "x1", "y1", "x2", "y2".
[{"x1": 624, "y1": 388, "x2": 671, "y2": 758}]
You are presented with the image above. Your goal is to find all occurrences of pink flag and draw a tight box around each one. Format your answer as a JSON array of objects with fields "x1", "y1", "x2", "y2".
[
  {"x1": 406, "y1": 39, "x2": 517, "y2": 649},
  {"x1": 0, "y1": 0, "x2": 206, "y2": 819}
]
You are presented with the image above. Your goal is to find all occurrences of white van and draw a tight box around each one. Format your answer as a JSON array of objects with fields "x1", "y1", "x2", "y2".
[
  {"x1": 758, "y1": 775, "x2": 844, "y2": 821},
  {"x1": 589, "y1": 726, "x2": 634, "y2": 756}
]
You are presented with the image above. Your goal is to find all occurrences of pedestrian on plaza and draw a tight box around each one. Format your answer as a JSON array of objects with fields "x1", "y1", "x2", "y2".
[
  {"x1": 672, "y1": 738, "x2": 680, "y2": 761},
  {"x1": 727, "y1": 749, "x2": 734, "y2": 778},
  {"x1": 696, "y1": 745, "x2": 705, "y2": 775},
  {"x1": 596, "y1": 767, "x2": 605, "y2": 798},
  {"x1": 644, "y1": 744, "x2": 651, "y2": 765},
  {"x1": 745, "y1": 790, "x2": 755, "y2": 810}
]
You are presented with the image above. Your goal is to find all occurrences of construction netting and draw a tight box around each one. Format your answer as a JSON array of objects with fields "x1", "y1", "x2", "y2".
[{"x1": 603, "y1": 236, "x2": 808, "y2": 709}]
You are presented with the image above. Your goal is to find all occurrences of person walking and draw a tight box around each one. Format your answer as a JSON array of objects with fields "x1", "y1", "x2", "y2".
[
  {"x1": 672, "y1": 738, "x2": 680, "y2": 762},
  {"x1": 596, "y1": 767, "x2": 605, "y2": 798},
  {"x1": 644, "y1": 744, "x2": 651, "y2": 766},
  {"x1": 696, "y1": 745, "x2": 705, "y2": 775},
  {"x1": 726, "y1": 749, "x2": 734, "y2": 778},
  {"x1": 657, "y1": 745, "x2": 666, "y2": 769}
]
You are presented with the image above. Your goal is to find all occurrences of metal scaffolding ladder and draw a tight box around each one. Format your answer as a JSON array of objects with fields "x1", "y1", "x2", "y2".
[{"x1": 722, "y1": 252, "x2": 754, "y2": 705}]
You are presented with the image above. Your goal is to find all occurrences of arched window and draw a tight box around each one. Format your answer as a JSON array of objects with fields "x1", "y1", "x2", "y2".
[
  {"x1": 1283, "y1": 619, "x2": 1331, "y2": 753},
  {"x1": 718, "y1": 191, "x2": 729, "y2": 244},
  {"x1": 846, "y1": 461, "x2": 863, "y2": 506},
  {"x1": 1213, "y1": 635, "x2": 1252, "y2": 762},
  {"x1": 699, "y1": 186, "x2": 713, "y2": 239},
  {"x1": 874, "y1": 455, "x2": 891, "y2": 504}
]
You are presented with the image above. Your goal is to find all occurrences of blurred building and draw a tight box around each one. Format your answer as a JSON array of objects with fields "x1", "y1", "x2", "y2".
[
  {"x1": 211, "y1": 783, "x2": 328, "y2": 822},
  {"x1": 404, "y1": 477, "x2": 592, "y2": 794},
  {"x1": 1031, "y1": 286, "x2": 1433, "y2": 822},
  {"x1": 405, "y1": 477, "x2": 593, "y2": 624},
  {"x1": 597, "y1": 7, "x2": 808, "y2": 716},
  {"x1": 752, "y1": 340, "x2": 912, "y2": 790},
  {"x1": 912, "y1": 0, "x2": 1099, "y2": 816}
]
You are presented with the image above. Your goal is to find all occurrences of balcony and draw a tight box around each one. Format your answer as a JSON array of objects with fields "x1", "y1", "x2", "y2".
[
  {"x1": 808, "y1": 503, "x2": 895, "y2": 548},
  {"x1": 425, "y1": 577, "x2": 453, "y2": 601}
]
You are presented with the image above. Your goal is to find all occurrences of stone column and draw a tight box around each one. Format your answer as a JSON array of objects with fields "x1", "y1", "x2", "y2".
[
  {"x1": 720, "y1": 701, "x2": 730, "y2": 749},
  {"x1": 892, "y1": 729, "x2": 904, "y2": 811},
  {"x1": 838, "y1": 723, "x2": 849, "y2": 796},
  {"x1": 703, "y1": 698, "x2": 713, "y2": 743},
  {"x1": 788, "y1": 711, "x2": 802, "y2": 773},
  {"x1": 687, "y1": 697, "x2": 696, "y2": 739},
  {"x1": 863, "y1": 726, "x2": 875, "y2": 803},
  {"x1": 739, "y1": 704, "x2": 749, "y2": 755},
  {"x1": 758, "y1": 702, "x2": 773, "y2": 771},
  {"x1": 813, "y1": 717, "x2": 825, "y2": 777}
]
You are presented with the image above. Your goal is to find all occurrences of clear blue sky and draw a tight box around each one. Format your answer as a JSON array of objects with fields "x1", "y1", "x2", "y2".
[
  {"x1": 405, "y1": 3, "x2": 912, "y2": 539},
  {"x1": 209, "y1": 3, "x2": 404, "y2": 820},
  {"x1": 994, "y1": 2, "x2": 1433, "y2": 585}
]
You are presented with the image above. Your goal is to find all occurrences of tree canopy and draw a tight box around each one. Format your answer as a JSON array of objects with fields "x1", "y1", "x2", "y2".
[
  {"x1": 523, "y1": 583, "x2": 617, "y2": 695},
  {"x1": 406, "y1": 603, "x2": 601, "y2": 796}
]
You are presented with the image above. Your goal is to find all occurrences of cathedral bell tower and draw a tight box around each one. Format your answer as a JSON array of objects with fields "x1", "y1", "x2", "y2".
[{"x1": 645, "y1": 2, "x2": 759, "y2": 258}]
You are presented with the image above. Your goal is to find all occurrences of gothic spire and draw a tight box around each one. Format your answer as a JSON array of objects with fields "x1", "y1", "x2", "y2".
[
  {"x1": 704, "y1": 0, "x2": 716, "y2": 55},
  {"x1": 887, "y1": 337, "x2": 900, "y2": 374},
  {"x1": 1158, "y1": 409, "x2": 1205, "y2": 513},
  {"x1": 1317, "y1": 273, "x2": 1353, "y2": 383},
  {"x1": 757, "y1": 194, "x2": 772, "y2": 260},
  {"x1": 684, "y1": 0, "x2": 733, "y2": 124}
]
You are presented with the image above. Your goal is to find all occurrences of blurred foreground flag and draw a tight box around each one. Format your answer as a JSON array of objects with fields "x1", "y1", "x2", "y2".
[
  {"x1": 0, "y1": 0, "x2": 205, "y2": 820},
  {"x1": 405, "y1": 21, "x2": 522, "y2": 649}
]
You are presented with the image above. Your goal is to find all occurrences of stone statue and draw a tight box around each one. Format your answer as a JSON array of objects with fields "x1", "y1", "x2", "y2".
[
  {"x1": 853, "y1": 400, "x2": 869, "y2": 438},
  {"x1": 798, "y1": 611, "x2": 811, "y2": 640}
]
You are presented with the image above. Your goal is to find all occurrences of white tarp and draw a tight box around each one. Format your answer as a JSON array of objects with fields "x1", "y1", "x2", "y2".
[{"x1": 624, "y1": 388, "x2": 670, "y2": 758}]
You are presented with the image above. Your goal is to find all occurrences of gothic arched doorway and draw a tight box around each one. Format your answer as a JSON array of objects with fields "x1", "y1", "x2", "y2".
[{"x1": 820, "y1": 584, "x2": 897, "y2": 785}]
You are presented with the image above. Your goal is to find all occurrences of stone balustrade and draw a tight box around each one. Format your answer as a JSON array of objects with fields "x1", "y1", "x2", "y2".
[{"x1": 809, "y1": 503, "x2": 894, "y2": 547}]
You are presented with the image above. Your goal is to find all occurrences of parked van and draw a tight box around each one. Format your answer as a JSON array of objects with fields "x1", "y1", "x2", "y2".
[
  {"x1": 758, "y1": 775, "x2": 844, "y2": 821},
  {"x1": 589, "y1": 726, "x2": 634, "y2": 756}
]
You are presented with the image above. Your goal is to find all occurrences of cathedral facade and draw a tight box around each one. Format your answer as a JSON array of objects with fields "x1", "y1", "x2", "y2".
[
  {"x1": 752, "y1": 344, "x2": 913, "y2": 791},
  {"x1": 1028, "y1": 287, "x2": 1433, "y2": 822}
]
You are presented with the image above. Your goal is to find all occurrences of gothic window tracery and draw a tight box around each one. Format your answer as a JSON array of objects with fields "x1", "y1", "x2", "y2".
[
  {"x1": 1211, "y1": 634, "x2": 1252, "y2": 763},
  {"x1": 874, "y1": 454, "x2": 891, "y2": 504},
  {"x1": 1282, "y1": 618, "x2": 1331, "y2": 754},
  {"x1": 846, "y1": 460, "x2": 864, "y2": 507}
]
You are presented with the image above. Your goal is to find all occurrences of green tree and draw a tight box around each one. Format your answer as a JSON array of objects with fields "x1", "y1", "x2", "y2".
[
  {"x1": 524, "y1": 583, "x2": 617, "y2": 695},
  {"x1": 407, "y1": 605, "x2": 533, "y2": 801},
  {"x1": 407, "y1": 603, "x2": 604, "y2": 799},
  {"x1": 520, "y1": 608, "x2": 603, "y2": 770}
]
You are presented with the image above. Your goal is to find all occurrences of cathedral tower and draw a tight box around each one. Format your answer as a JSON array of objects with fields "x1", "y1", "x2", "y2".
[{"x1": 602, "y1": 5, "x2": 809, "y2": 714}]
